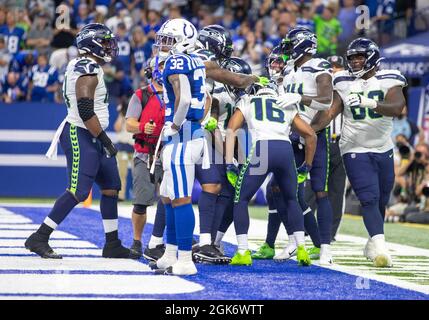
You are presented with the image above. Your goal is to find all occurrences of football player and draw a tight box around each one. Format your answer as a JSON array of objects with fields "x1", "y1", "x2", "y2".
[
  {"x1": 269, "y1": 27, "x2": 335, "y2": 265},
  {"x1": 25, "y1": 24, "x2": 138, "y2": 259},
  {"x1": 150, "y1": 18, "x2": 207, "y2": 275},
  {"x1": 311, "y1": 38, "x2": 407, "y2": 267}
]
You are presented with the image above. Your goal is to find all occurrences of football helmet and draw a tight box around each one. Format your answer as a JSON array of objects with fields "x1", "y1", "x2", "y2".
[
  {"x1": 154, "y1": 18, "x2": 198, "y2": 58},
  {"x1": 223, "y1": 57, "x2": 252, "y2": 100},
  {"x1": 281, "y1": 27, "x2": 317, "y2": 62},
  {"x1": 197, "y1": 24, "x2": 233, "y2": 63},
  {"x1": 346, "y1": 38, "x2": 382, "y2": 78},
  {"x1": 76, "y1": 23, "x2": 118, "y2": 63}
]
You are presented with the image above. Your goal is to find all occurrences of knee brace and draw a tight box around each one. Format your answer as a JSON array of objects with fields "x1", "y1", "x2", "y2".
[{"x1": 133, "y1": 204, "x2": 148, "y2": 215}]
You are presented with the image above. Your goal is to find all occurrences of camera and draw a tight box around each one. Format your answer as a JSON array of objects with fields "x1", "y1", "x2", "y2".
[
  {"x1": 396, "y1": 142, "x2": 411, "y2": 158},
  {"x1": 422, "y1": 183, "x2": 429, "y2": 197}
]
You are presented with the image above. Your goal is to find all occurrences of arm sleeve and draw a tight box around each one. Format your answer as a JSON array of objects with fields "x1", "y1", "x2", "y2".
[{"x1": 125, "y1": 93, "x2": 143, "y2": 119}]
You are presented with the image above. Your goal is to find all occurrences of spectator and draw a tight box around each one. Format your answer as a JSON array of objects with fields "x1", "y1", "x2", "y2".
[
  {"x1": 240, "y1": 31, "x2": 264, "y2": 75},
  {"x1": 103, "y1": 57, "x2": 127, "y2": 105},
  {"x1": 116, "y1": 22, "x2": 132, "y2": 75},
  {"x1": 27, "y1": 53, "x2": 59, "y2": 102},
  {"x1": 26, "y1": 12, "x2": 53, "y2": 54},
  {"x1": 130, "y1": 25, "x2": 147, "y2": 88},
  {"x1": 75, "y1": 3, "x2": 95, "y2": 30},
  {"x1": 167, "y1": 4, "x2": 183, "y2": 20},
  {"x1": 313, "y1": 3, "x2": 342, "y2": 57},
  {"x1": 143, "y1": 9, "x2": 162, "y2": 37},
  {"x1": 391, "y1": 106, "x2": 420, "y2": 145},
  {"x1": 106, "y1": 2, "x2": 133, "y2": 33},
  {"x1": 94, "y1": 0, "x2": 112, "y2": 16},
  {"x1": 262, "y1": 8, "x2": 279, "y2": 36},
  {"x1": 296, "y1": 4, "x2": 316, "y2": 32},
  {"x1": 0, "y1": 36, "x2": 11, "y2": 80},
  {"x1": 337, "y1": 0, "x2": 358, "y2": 54},
  {"x1": 1, "y1": 71, "x2": 27, "y2": 103},
  {"x1": 9, "y1": 49, "x2": 37, "y2": 77},
  {"x1": 0, "y1": 10, "x2": 26, "y2": 56},
  {"x1": 373, "y1": 0, "x2": 396, "y2": 46},
  {"x1": 220, "y1": 7, "x2": 240, "y2": 34},
  {"x1": 28, "y1": 0, "x2": 55, "y2": 21},
  {"x1": 123, "y1": 0, "x2": 144, "y2": 23},
  {"x1": 0, "y1": 7, "x2": 6, "y2": 27},
  {"x1": 16, "y1": 8, "x2": 32, "y2": 33}
]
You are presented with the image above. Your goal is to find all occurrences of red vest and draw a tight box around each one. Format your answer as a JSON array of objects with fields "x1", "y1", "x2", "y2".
[{"x1": 133, "y1": 85, "x2": 165, "y2": 154}]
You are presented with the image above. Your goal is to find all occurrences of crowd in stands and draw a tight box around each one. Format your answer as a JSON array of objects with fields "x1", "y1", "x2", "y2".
[{"x1": 0, "y1": 0, "x2": 422, "y2": 105}]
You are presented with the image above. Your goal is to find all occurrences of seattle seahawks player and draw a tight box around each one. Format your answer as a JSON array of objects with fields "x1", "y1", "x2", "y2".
[
  {"x1": 151, "y1": 18, "x2": 207, "y2": 275},
  {"x1": 273, "y1": 27, "x2": 334, "y2": 265},
  {"x1": 25, "y1": 24, "x2": 138, "y2": 259},
  {"x1": 312, "y1": 38, "x2": 407, "y2": 267},
  {"x1": 225, "y1": 82, "x2": 316, "y2": 266}
]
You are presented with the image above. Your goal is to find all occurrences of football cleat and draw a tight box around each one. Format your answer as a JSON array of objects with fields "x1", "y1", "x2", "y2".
[
  {"x1": 130, "y1": 240, "x2": 143, "y2": 257},
  {"x1": 151, "y1": 253, "x2": 177, "y2": 270},
  {"x1": 102, "y1": 239, "x2": 140, "y2": 259},
  {"x1": 363, "y1": 238, "x2": 376, "y2": 261},
  {"x1": 273, "y1": 244, "x2": 296, "y2": 262},
  {"x1": 143, "y1": 244, "x2": 165, "y2": 262},
  {"x1": 296, "y1": 245, "x2": 311, "y2": 266},
  {"x1": 158, "y1": 261, "x2": 198, "y2": 276},
  {"x1": 307, "y1": 246, "x2": 320, "y2": 260},
  {"x1": 319, "y1": 245, "x2": 333, "y2": 266},
  {"x1": 252, "y1": 243, "x2": 275, "y2": 259},
  {"x1": 193, "y1": 244, "x2": 231, "y2": 264},
  {"x1": 25, "y1": 232, "x2": 62, "y2": 259},
  {"x1": 230, "y1": 250, "x2": 252, "y2": 266}
]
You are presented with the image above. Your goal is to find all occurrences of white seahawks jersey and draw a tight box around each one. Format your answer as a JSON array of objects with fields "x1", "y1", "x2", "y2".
[
  {"x1": 237, "y1": 94, "x2": 297, "y2": 142},
  {"x1": 282, "y1": 58, "x2": 332, "y2": 124},
  {"x1": 212, "y1": 82, "x2": 235, "y2": 140},
  {"x1": 334, "y1": 69, "x2": 407, "y2": 155},
  {"x1": 63, "y1": 57, "x2": 109, "y2": 130}
]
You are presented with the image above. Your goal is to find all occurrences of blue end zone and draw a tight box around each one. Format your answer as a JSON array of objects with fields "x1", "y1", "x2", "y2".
[{"x1": 5, "y1": 206, "x2": 429, "y2": 300}]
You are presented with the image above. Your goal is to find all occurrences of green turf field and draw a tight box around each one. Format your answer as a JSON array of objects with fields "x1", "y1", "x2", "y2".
[{"x1": 248, "y1": 205, "x2": 429, "y2": 250}]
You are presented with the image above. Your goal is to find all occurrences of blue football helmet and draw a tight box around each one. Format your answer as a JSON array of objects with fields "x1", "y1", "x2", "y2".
[
  {"x1": 346, "y1": 38, "x2": 382, "y2": 78},
  {"x1": 266, "y1": 45, "x2": 290, "y2": 79},
  {"x1": 281, "y1": 27, "x2": 317, "y2": 62},
  {"x1": 76, "y1": 23, "x2": 118, "y2": 63},
  {"x1": 223, "y1": 57, "x2": 252, "y2": 100},
  {"x1": 197, "y1": 25, "x2": 233, "y2": 63}
]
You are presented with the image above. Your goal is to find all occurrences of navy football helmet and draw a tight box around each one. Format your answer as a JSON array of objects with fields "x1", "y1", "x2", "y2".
[
  {"x1": 281, "y1": 27, "x2": 317, "y2": 62},
  {"x1": 266, "y1": 45, "x2": 290, "y2": 79},
  {"x1": 346, "y1": 38, "x2": 382, "y2": 78},
  {"x1": 76, "y1": 23, "x2": 118, "y2": 63},
  {"x1": 197, "y1": 25, "x2": 233, "y2": 63},
  {"x1": 223, "y1": 57, "x2": 252, "y2": 100}
]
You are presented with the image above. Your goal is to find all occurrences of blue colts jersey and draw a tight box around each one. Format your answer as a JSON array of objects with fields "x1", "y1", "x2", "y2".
[{"x1": 163, "y1": 53, "x2": 206, "y2": 131}]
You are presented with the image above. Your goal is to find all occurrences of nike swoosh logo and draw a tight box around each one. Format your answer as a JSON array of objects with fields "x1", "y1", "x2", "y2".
[{"x1": 389, "y1": 153, "x2": 394, "y2": 158}]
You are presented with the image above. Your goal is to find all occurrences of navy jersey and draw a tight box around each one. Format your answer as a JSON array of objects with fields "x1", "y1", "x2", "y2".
[
  {"x1": 29, "y1": 64, "x2": 59, "y2": 102},
  {"x1": 0, "y1": 26, "x2": 25, "y2": 55},
  {"x1": 132, "y1": 45, "x2": 146, "y2": 73},
  {"x1": 117, "y1": 35, "x2": 132, "y2": 74},
  {"x1": 162, "y1": 53, "x2": 206, "y2": 132}
]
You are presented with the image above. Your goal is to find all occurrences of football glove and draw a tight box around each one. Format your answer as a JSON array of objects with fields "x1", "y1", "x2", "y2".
[
  {"x1": 226, "y1": 163, "x2": 239, "y2": 187},
  {"x1": 205, "y1": 117, "x2": 218, "y2": 132},
  {"x1": 257, "y1": 76, "x2": 270, "y2": 86},
  {"x1": 297, "y1": 162, "x2": 312, "y2": 184},
  {"x1": 276, "y1": 93, "x2": 302, "y2": 109},
  {"x1": 345, "y1": 93, "x2": 377, "y2": 109},
  {"x1": 97, "y1": 131, "x2": 118, "y2": 158}
]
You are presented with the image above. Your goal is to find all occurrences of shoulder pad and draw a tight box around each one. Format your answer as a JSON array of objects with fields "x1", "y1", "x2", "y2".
[
  {"x1": 164, "y1": 54, "x2": 193, "y2": 74},
  {"x1": 194, "y1": 49, "x2": 216, "y2": 62},
  {"x1": 333, "y1": 70, "x2": 356, "y2": 86},
  {"x1": 376, "y1": 69, "x2": 407, "y2": 88},
  {"x1": 74, "y1": 59, "x2": 100, "y2": 75}
]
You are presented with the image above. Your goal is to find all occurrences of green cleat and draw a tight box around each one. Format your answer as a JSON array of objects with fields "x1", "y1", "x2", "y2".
[
  {"x1": 230, "y1": 250, "x2": 252, "y2": 266},
  {"x1": 251, "y1": 243, "x2": 275, "y2": 259},
  {"x1": 297, "y1": 245, "x2": 311, "y2": 266},
  {"x1": 307, "y1": 246, "x2": 320, "y2": 260}
]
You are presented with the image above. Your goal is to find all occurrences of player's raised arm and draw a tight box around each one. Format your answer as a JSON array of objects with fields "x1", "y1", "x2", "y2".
[
  {"x1": 205, "y1": 60, "x2": 267, "y2": 88},
  {"x1": 311, "y1": 90, "x2": 344, "y2": 132}
]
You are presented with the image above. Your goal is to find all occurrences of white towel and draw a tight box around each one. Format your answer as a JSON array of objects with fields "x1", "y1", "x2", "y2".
[
  {"x1": 202, "y1": 131, "x2": 211, "y2": 170},
  {"x1": 45, "y1": 119, "x2": 67, "y2": 160}
]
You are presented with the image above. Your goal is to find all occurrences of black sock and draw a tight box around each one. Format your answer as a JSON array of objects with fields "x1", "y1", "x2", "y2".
[
  {"x1": 106, "y1": 230, "x2": 119, "y2": 242},
  {"x1": 37, "y1": 223, "x2": 54, "y2": 238}
]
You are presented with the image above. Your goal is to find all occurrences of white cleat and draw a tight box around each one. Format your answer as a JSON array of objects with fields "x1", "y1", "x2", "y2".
[
  {"x1": 165, "y1": 261, "x2": 198, "y2": 275},
  {"x1": 319, "y1": 245, "x2": 333, "y2": 266},
  {"x1": 274, "y1": 245, "x2": 297, "y2": 262},
  {"x1": 363, "y1": 238, "x2": 377, "y2": 261},
  {"x1": 155, "y1": 254, "x2": 177, "y2": 270}
]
